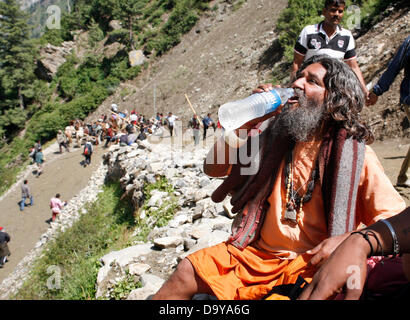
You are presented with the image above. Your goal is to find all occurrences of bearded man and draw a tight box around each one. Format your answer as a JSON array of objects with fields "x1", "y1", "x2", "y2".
[{"x1": 152, "y1": 55, "x2": 406, "y2": 300}]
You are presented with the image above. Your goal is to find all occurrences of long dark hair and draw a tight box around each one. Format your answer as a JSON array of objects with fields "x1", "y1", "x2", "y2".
[{"x1": 299, "y1": 55, "x2": 374, "y2": 144}]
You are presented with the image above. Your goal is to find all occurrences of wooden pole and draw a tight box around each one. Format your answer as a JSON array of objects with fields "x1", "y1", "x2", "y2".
[
  {"x1": 185, "y1": 94, "x2": 203, "y2": 127},
  {"x1": 184, "y1": 94, "x2": 196, "y2": 114},
  {"x1": 154, "y1": 85, "x2": 157, "y2": 116}
]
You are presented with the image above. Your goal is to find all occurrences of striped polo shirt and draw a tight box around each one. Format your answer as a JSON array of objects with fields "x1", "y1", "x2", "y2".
[{"x1": 294, "y1": 21, "x2": 356, "y2": 61}]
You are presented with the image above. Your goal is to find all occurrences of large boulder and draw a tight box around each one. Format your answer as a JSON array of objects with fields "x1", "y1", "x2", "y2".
[
  {"x1": 109, "y1": 20, "x2": 123, "y2": 31},
  {"x1": 129, "y1": 49, "x2": 146, "y2": 67},
  {"x1": 35, "y1": 42, "x2": 74, "y2": 81},
  {"x1": 96, "y1": 244, "x2": 153, "y2": 298}
]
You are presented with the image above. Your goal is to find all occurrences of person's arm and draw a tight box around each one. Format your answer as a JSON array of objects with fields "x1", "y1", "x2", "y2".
[
  {"x1": 299, "y1": 207, "x2": 410, "y2": 300},
  {"x1": 366, "y1": 91, "x2": 379, "y2": 106},
  {"x1": 291, "y1": 27, "x2": 308, "y2": 81},
  {"x1": 57, "y1": 199, "x2": 64, "y2": 209},
  {"x1": 345, "y1": 58, "x2": 368, "y2": 97},
  {"x1": 305, "y1": 232, "x2": 353, "y2": 267},
  {"x1": 203, "y1": 135, "x2": 235, "y2": 178},
  {"x1": 372, "y1": 38, "x2": 409, "y2": 98},
  {"x1": 204, "y1": 86, "x2": 284, "y2": 177},
  {"x1": 291, "y1": 52, "x2": 305, "y2": 82},
  {"x1": 204, "y1": 121, "x2": 258, "y2": 177}
]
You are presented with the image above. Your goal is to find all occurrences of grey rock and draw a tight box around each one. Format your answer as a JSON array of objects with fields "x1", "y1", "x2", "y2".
[
  {"x1": 128, "y1": 263, "x2": 151, "y2": 276},
  {"x1": 179, "y1": 230, "x2": 230, "y2": 260},
  {"x1": 127, "y1": 274, "x2": 165, "y2": 300},
  {"x1": 168, "y1": 214, "x2": 189, "y2": 228},
  {"x1": 147, "y1": 190, "x2": 168, "y2": 207},
  {"x1": 153, "y1": 236, "x2": 184, "y2": 249}
]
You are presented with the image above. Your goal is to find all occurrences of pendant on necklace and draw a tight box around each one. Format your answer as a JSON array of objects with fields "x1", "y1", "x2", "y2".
[{"x1": 283, "y1": 202, "x2": 297, "y2": 224}]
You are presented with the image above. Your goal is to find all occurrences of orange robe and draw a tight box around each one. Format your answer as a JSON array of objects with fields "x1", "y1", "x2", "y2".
[{"x1": 187, "y1": 139, "x2": 406, "y2": 300}]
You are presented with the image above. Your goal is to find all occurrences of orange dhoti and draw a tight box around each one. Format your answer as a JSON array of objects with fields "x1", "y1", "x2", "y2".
[
  {"x1": 187, "y1": 242, "x2": 317, "y2": 300},
  {"x1": 187, "y1": 140, "x2": 405, "y2": 300}
]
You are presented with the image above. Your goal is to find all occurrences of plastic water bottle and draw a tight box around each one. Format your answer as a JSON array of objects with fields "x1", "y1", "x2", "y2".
[{"x1": 218, "y1": 88, "x2": 294, "y2": 131}]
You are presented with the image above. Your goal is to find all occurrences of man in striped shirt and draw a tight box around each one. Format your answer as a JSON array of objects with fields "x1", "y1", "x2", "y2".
[{"x1": 292, "y1": 0, "x2": 368, "y2": 98}]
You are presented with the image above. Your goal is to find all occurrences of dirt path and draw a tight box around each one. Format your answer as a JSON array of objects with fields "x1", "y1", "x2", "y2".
[
  {"x1": 370, "y1": 138, "x2": 410, "y2": 206},
  {"x1": 0, "y1": 141, "x2": 107, "y2": 284},
  {"x1": 0, "y1": 135, "x2": 409, "y2": 288}
]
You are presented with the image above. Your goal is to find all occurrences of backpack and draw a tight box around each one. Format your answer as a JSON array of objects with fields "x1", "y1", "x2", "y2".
[
  {"x1": 126, "y1": 123, "x2": 134, "y2": 134},
  {"x1": 137, "y1": 131, "x2": 146, "y2": 141},
  {"x1": 84, "y1": 144, "x2": 91, "y2": 155}
]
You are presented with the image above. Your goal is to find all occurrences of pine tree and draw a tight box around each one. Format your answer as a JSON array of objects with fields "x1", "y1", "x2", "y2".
[
  {"x1": 0, "y1": 0, "x2": 37, "y2": 138},
  {"x1": 115, "y1": 0, "x2": 148, "y2": 50},
  {"x1": 276, "y1": 0, "x2": 324, "y2": 62}
]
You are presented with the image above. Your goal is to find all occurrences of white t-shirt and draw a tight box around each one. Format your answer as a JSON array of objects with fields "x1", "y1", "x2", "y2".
[
  {"x1": 167, "y1": 115, "x2": 178, "y2": 125},
  {"x1": 294, "y1": 22, "x2": 356, "y2": 61}
]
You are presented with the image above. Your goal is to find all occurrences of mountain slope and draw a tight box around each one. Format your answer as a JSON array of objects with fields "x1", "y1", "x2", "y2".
[
  {"x1": 86, "y1": 0, "x2": 409, "y2": 142},
  {"x1": 87, "y1": 0, "x2": 288, "y2": 124},
  {"x1": 357, "y1": 6, "x2": 410, "y2": 140}
]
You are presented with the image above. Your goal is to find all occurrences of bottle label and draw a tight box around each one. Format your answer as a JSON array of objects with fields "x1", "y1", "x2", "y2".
[{"x1": 265, "y1": 89, "x2": 282, "y2": 113}]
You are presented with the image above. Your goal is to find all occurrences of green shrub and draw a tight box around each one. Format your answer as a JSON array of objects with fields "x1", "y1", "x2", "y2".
[
  {"x1": 276, "y1": 0, "x2": 324, "y2": 63},
  {"x1": 140, "y1": 0, "x2": 202, "y2": 56},
  {"x1": 40, "y1": 29, "x2": 68, "y2": 46},
  {"x1": 88, "y1": 21, "x2": 105, "y2": 47},
  {"x1": 0, "y1": 164, "x2": 22, "y2": 196},
  {"x1": 162, "y1": 3, "x2": 198, "y2": 37},
  {"x1": 106, "y1": 28, "x2": 129, "y2": 45},
  {"x1": 110, "y1": 272, "x2": 142, "y2": 300},
  {"x1": 134, "y1": 176, "x2": 179, "y2": 242},
  {"x1": 161, "y1": 0, "x2": 177, "y2": 10},
  {"x1": 26, "y1": 111, "x2": 66, "y2": 141},
  {"x1": 147, "y1": 7, "x2": 165, "y2": 24},
  {"x1": 0, "y1": 107, "x2": 28, "y2": 136}
]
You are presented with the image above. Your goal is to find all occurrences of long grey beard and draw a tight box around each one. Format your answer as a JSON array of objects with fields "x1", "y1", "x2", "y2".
[{"x1": 273, "y1": 94, "x2": 325, "y2": 142}]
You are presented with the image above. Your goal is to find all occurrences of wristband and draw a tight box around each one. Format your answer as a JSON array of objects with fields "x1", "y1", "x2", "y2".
[
  {"x1": 380, "y1": 219, "x2": 400, "y2": 256},
  {"x1": 223, "y1": 130, "x2": 248, "y2": 149},
  {"x1": 351, "y1": 230, "x2": 383, "y2": 258}
]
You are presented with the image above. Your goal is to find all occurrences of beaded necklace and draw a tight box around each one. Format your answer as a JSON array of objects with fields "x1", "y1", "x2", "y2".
[{"x1": 282, "y1": 147, "x2": 319, "y2": 225}]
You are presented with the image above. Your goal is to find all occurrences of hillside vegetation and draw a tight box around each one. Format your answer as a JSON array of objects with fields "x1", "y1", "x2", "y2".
[
  {"x1": 0, "y1": 0, "x2": 403, "y2": 196},
  {"x1": 0, "y1": 0, "x2": 215, "y2": 195}
]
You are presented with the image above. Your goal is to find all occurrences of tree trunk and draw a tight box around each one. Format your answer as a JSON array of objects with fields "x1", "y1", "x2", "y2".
[
  {"x1": 18, "y1": 86, "x2": 25, "y2": 110},
  {"x1": 129, "y1": 16, "x2": 134, "y2": 50}
]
